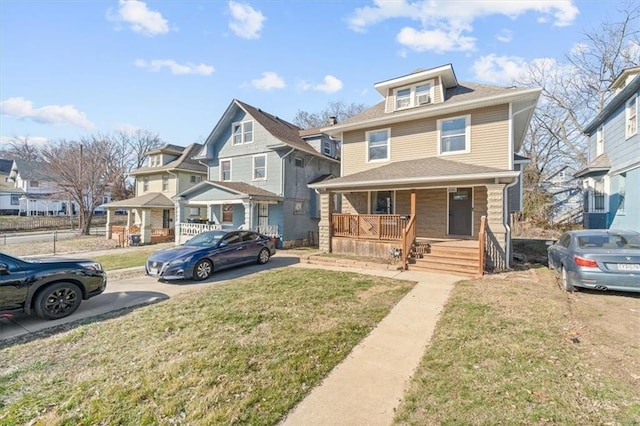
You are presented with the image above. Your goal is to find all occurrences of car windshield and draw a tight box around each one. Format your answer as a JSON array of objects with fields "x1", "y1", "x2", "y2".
[
  {"x1": 184, "y1": 232, "x2": 225, "y2": 247},
  {"x1": 577, "y1": 233, "x2": 640, "y2": 249}
]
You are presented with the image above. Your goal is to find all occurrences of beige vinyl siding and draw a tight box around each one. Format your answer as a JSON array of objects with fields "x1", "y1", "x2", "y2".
[{"x1": 342, "y1": 104, "x2": 510, "y2": 176}]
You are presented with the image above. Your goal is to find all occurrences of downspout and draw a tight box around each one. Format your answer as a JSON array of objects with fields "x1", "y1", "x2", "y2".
[{"x1": 503, "y1": 177, "x2": 519, "y2": 269}]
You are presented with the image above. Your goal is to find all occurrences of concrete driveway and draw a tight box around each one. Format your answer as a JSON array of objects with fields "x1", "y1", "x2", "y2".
[{"x1": 0, "y1": 254, "x2": 301, "y2": 343}]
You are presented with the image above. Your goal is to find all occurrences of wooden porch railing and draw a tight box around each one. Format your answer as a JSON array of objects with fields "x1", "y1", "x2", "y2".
[
  {"x1": 331, "y1": 214, "x2": 407, "y2": 240},
  {"x1": 478, "y1": 215, "x2": 486, "y2": 276},
  {"x1": 401, "y1": 215, "x2": 416, "y2": 270}
]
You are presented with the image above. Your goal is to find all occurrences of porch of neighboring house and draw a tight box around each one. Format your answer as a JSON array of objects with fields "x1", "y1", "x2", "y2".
[
  {"x1": 102, "y1": 193, "x2": 175, "y2": 246},
  {"x1": 320, "y1": 184, "x2": 512, "y2": 277}
]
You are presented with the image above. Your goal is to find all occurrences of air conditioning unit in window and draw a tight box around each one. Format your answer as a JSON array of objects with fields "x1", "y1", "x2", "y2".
[{"x1": 417, "y1": 94, "x2": 431, "y2": 105}]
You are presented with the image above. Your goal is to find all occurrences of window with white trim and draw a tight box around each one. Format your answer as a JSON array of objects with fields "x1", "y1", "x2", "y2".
[
  {"x1": 393, "y1": 80, "x2": 434, "y2": 111},
  {"x1": 232, "y1": 120, "x2": 254, "y2": 145},
  {"x1": 142, "y1": 177, "x2": 149, "y2": 192},
  {"x1": 596, "y1": 125, "x2": 604, "y2": 157},
  {"x1": 190, "y1": 175, "x2": 202, "y2": 184},
  {"x1": 222, "y1": 204, "x2": 233, "y2": 223},
  {"x1": 586, "y1": 177, "x2": 607, "y2": 213},
  {"x1": 294, "y1": 157, "x2": 304, "y2": 168},
  {"x1": 370, "y1": 190, "x2": 394, "y2": 214},
  {"x1": 438, "y1": 115, "x2": 470, "y2": 155},
  {"x1": 323, "y1": 141, "x2": 331, "y2": 156},
  {"x1": 10, "y1": 194, "x2": 19, "y2": 205},
  {"x1": 162, "y1": 175, "x2": 169, "y2": 191},
  {"x1": 366, "y1": 129, "x2": 389, "y2": 162},
  {"x1": 626, "y1": 95, "x2": 637, "y2": 138},
  {"x1": 253, "y1": 155, "x2": 266, "y2": 180},
  {"x1": 220, "y1": 160, "x2": 231, "y2": 181}
]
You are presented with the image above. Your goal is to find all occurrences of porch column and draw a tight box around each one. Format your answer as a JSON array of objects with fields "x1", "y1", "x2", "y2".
[
  {"x1": 106, "y1": 208, "x2": 112, "y2": 240},
  {"x1": 486, "y1": 183, "x2": 508, "y2": 270},
  {"x1": 318, "y1": 191, "x2": 333, "y2": 253},
  {"x1": 174, "y1": 197, "x2": 186, "y2": 245},
  {"x1": 140, "y1": 208, "x2": 152, "y2": 244},
  {"x1": 242, "y1": 201, "x2": 252, "y2": 230}
]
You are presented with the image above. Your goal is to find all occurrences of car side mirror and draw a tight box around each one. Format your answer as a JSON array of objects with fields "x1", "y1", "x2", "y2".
[
  {"x1": 219, "y1": 241, "x2": 229, "y2": 248},
  {"x1": 0, "y1": 263, "x2": 9, "y2": 274},
  {"x1": 545, "y1": 240, "x2": 557, "y2": 246}
]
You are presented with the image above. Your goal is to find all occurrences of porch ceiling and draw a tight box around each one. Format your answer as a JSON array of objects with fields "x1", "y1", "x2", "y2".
[{"x1": 309, "y1": 157, "x2": 519, "y2": 191}]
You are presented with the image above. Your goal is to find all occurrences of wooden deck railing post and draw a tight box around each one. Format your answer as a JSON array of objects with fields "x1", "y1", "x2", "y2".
[{"x1": 478, "y1": 216, "x2": 486, "y2": 276}]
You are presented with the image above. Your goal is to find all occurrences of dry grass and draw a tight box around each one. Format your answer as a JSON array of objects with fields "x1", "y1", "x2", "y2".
[
  {"x1": 394, "y1": 267, "x2": 640, "y2": 425},
  {"x1": 0, "y1": 268, "x2": 415, "y2": 425},
  {"x1": 0, "y1": 234, "x2": 119, "y2": 257}
]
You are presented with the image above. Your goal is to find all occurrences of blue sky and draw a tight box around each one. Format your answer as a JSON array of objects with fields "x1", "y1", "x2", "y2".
[{"x1": 0, "y1": 0, "x2": 625, "y2": 148}]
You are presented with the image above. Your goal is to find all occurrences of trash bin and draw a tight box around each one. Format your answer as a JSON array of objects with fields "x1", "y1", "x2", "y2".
[{"x1": 129, "y1": 234, "x2": 141, "y2": 246}]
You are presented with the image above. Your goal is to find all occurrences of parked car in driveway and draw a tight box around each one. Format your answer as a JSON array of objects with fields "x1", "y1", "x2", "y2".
[
  {"x1": 0, "y1": 252, "x2": 107, "y2": 320},
  {"x1": 145, "y1": 230, "x2": 276, "y2": 281},
  {"x1": 547, "y1": 229, "x2": 640, "y2": 293}
]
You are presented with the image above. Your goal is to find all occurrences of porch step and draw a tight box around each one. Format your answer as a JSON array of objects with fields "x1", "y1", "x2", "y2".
[
  {"x1": 410, "y1": 256, "x2": 480, "y2": 277},
  {"x1": 427, "y1": 245, "x2": 478, "y2": 260}
]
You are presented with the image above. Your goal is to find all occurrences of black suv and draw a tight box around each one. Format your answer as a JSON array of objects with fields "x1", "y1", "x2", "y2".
[{"x1": 0, "y1": 252, "x2": 107, "y2": 320}]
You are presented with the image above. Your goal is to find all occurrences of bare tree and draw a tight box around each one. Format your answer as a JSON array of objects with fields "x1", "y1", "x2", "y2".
[
  {"x1": 293, "y1": 101, "x2": 367, "y2": 129},
  {"x1": 0, "y1": 136, "x2": 43, "y2": 161},
  {"x1": 41, "y1": 135, "x2": 127, "y2": 235},
  {"x1": 111, "y1": 129, "x2": 163, "y2": 200},
  {"x1": 517, "y1": 3, "x2": 639, "y2": 198}
]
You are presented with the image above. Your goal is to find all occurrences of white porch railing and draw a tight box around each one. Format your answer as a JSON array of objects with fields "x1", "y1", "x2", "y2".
[
  {"x1": 178, "y1": 222, "x2": 223, "y2": 236},
  {"x1": 254, "y1": 224, "x2": 279, "y2": 237}
]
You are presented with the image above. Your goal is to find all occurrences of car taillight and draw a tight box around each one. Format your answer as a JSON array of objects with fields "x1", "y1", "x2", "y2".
[{"x1": 575, "y1": 256, "x2": 598, "y2": 268}]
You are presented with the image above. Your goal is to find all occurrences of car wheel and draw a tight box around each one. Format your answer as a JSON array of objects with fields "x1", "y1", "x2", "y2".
[
  {"x1": 257, "y1": 248, "x2": 271, "y2": 264},
  {"x1": 193, "y1": 259, "x2": 213, "y2": 281},
  {"x1": 561, "y1": 266, "x2": 575, "y2": 292},
  {"x1": 34, "y1": 282, "x2": 82, "y2": 320}
]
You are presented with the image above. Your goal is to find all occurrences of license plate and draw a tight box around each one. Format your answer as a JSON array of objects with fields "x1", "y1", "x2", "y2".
[
  {"x1": 618, "y1": 264, "x2": 640, "y2": 271},
  {"x1": 149, "y1": 268, "x2": 159, "y2": 275}
]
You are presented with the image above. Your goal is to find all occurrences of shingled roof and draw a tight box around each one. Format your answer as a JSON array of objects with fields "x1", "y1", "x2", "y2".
[
  {"x1": 9, "y1": 160, "x2": 60, "y2": 182},
  {"x1": 235, "y1": 100, "x2": 339, "y2": 162},
  {"x1": 309, "y1": 157, "x2": 518, "y2": 190},
  {"x1": 191, "y1": 180, "x2": 283, "y2": 200},
  {"x1": 103, "y1": 192, "x2": 174, "y2": 208},
  {"x1": 130, "y1": 143, "x2": 207, "y2": 175}
]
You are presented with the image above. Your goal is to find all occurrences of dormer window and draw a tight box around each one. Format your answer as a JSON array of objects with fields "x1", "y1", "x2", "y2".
[
  {"x1": 393, "y1": 80, "x2": 434, "y2": 111},
  {"x1": 626, "y1": 95, "x2": 637, "y2": 139},
  {"x1": 149, "y1": 155, "x2": 161, "y2": 167},
  {"x1": 232, "y1": 120, "x2": 254, "y2": 145}
]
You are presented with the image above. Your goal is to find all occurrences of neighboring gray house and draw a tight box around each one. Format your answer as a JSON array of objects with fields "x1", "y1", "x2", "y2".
[
  {"x1": 8, "y1": 160, "x2": 75, "y2": 216},
  {"x1": 177, "y1": 99, "x2": 341, "y2": 247},
  {"x1": 576, "y1": 66, "x2": 640, "y2": 230}
]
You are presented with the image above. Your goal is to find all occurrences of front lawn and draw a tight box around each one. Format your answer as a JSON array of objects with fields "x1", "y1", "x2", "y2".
[{"x1": 0, "y1": 268, "x2": 414, "y2": 425}]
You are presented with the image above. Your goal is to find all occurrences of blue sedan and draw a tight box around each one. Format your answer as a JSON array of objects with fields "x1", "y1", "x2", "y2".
[
  {"x1": 547, "y1": 229, "x2": 640, "y2": 293},
  {"x1": 145, "y1": 230, "x2": 276, "y2": 281}
]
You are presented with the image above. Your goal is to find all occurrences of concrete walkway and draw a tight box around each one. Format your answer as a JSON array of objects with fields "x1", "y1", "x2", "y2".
[{"x1": 282, "y1": 263, "x2": 459, "y2": 426}]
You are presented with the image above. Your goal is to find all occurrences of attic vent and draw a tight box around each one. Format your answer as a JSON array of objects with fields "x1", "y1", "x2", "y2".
[{"x1": 417, "y1": 94, "x2": 431, "y2": 105}]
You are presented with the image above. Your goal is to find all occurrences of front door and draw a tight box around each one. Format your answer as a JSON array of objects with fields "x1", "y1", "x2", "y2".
[
  {"x1": 448, "y1": 188, "x2": 472, "y2": 236},
  {"x1": 162, "y1": 209, "x2": 171, "y2": 228}
]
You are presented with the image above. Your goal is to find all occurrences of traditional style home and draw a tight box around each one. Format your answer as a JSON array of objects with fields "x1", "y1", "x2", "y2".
[
  {"x1": 7, "y1": 160, "x2": 77, "y2": 216},
  {"x1": 309, "y1": 64, "x2": 541, "y2": 275},
  {"x1": 177, "y1": 99, "x2": 341, "y2": 246},
  {"x1": 103, "y1": 143, "x2": 206, "y2": 245},
  {"x1": 0, "y1": 159, "x2": 22, "y2": 215},
  {"x1": 576, "y1": 66, "x2": 640, "y2": 230}
]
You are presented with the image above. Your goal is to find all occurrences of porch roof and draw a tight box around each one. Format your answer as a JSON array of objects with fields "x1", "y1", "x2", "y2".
[
  {"x1": 308, "y1": 157, "x2": 519, "y2": 190},
  {"x1": 176, "y1": 180, "x2": 283, "y2": 201},
  {"x1": 574, "y1": 154, "x2": 611, "y2": 178},
  {"x1": 103, "y1": 193, "x2": 174, "y2": 208}
]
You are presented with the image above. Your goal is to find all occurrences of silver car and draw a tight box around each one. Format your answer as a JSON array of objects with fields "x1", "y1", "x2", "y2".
[{"x1": 547, "y1": 230, "x2": 640, "y2": 293}]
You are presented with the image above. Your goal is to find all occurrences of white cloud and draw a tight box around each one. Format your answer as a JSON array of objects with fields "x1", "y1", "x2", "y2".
[
  {"x1": 250, "y1": 72, "x2": 285, "y2": 90},
  {"x1": 496, "y1": 29, "x2": 513, "y2": 43},
  {"x1": 107, "y1": 0, "x2": 170, "y2": 37},
  {"x1": 299, "y1": 75, "x2": 344, "y2": 93},
  {"x1": 471, "y1": 54, "x2": 528, "y2": 84},
  {"x1": 134, "y1": 59, "x2": 214, "y2": 75},
  {"x1": 228, "y1": 1, "x2": 266, "y2": 39},
  {"x1": 0, "y1": 97, "x2": 94, "y2": 129},
  {"x1": 116, "y1": 123, "x2": 141, "y2": 134},
  {"x1": 348, "y1": 0, "x2": 578, "y2": 53}
]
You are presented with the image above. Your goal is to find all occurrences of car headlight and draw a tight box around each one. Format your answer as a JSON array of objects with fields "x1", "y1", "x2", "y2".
[
  {"x1": 80, "y1": 262, "x2": 103, "y2": 272},
  {"x1": 168, "y1": 255, "x2": 194, "y2": 266}
]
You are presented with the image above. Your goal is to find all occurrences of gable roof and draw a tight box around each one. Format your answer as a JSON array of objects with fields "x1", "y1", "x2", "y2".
[
  {"x1": 9, "y1": 160, "x2": 59, "y2": 181},
  {"x1": 309, "y1": 157, "x2": 518, "y2": 190},
  {"x1": 177, "y1": 180, "x2": 283, "y2": 201},
  {"x1": 0, "y1": 159, "x2": 13, "y2": 175},
  {"x1": 130, "y1": 143, "x2": 207, "y2": 175},
  {"x1": 103, "y1": 192, "x2": 174, "y2": 208},
  {"x1": 584, "y1": 73, "x2": 640, "y2": 135},
  {"x1": 145, "y1": 143, "x2": 186, "y2": 156}
]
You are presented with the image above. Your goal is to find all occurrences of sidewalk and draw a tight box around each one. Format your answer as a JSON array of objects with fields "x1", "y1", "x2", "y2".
[{"x1": 281, "y1": 262, "x2": 459, "y2": 426}]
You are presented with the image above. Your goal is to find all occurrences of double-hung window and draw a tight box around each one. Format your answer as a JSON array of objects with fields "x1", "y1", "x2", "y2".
[
  {"x1": 415, "y1": 83, "x2": 432, "y2": 105},
  {"x1": 220, "y1": 160, "x2": 231, "y2": 181},
  {"x1": 438, "y1": 115, "x2": 470, "y2": 155},
  {"x1": 626, "y1": 95, "x2": 637, "y2": 138},
  {"x1": 396, "y1": 88, "x2": 411, "y2": 109},
  {"x1": 232, "y1": 120, "x2": 254, "y2": 145},
  {"x1": 142, "y1": 177, "x2": 149, "y2": 192},
  {"x1": 596, "y1": 125, "x2": 604, "y2": 156},
  {"x1": 366, "y1": 129, "x2": 389, "y2": 162},
  {"x1": 253, "y1": 154, "x2": 266, "y2": 180},
  {"x1": 162, "y1": 175, "x2": 169, "y2": 191}
]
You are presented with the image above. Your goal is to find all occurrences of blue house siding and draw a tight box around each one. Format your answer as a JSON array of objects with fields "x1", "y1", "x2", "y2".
[{"x1": 610, "y1": 167, "x2": 640, "y2": 231}]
